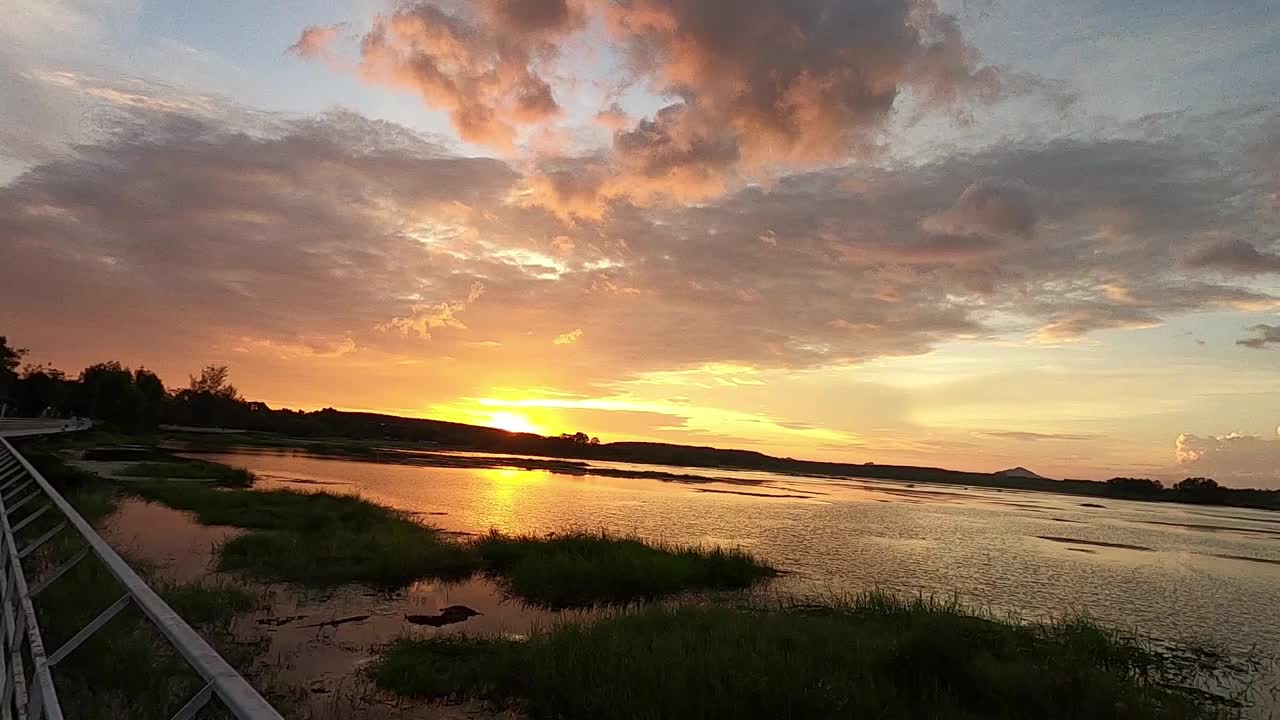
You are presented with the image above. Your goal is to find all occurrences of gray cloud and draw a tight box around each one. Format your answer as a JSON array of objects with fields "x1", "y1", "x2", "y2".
[
  {"x1": 2, "y1": 83, "x2": 1278, "y2": 396},
  {"x1": 1238, "y1": 324, "x2": 1280, "y2": 349},
  {"x1": 1176, "y1": 431, "x2": 1280, "y2": 488},
  {"x1": 1186, "y1": 238, "x2": 1280, "y2": 274}
]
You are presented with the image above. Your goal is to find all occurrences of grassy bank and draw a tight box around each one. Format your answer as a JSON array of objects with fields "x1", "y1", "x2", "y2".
[
  {"x1": 370, "y1": 593, "x2": 1252, "y2": 720},
  {"x1": 475, "y1": 530, "x2": 776, "y2": 608},
  {"x1": 120, "y1": 460, "x2": 255, "y2": 486}
]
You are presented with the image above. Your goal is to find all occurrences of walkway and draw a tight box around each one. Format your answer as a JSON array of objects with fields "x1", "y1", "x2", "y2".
[{"x1": 0, "y1": 420, "x2": 283, "y2": 719}]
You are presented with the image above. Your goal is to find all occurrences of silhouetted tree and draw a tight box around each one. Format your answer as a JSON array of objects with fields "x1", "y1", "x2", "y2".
[
  {"x1": 188, "y1": 365, "x2": 240, "y2": 400},
  {"x1": 13, "y1": 365, "x2": 70, "y2": 417},
  {"x1": 1105, "y1": 477, "x2": 1164, "y2": 496},
  {"x1": 0, "y1": 336, "x2": 27, "y2": 412},
  {"x1": 1173, "y1": 476, "x2": 1226, "y2": 504},
  {"x1": 71, "y1": 362, "x2": 142, "y2": 427},
  {"x1": 169, "y1": 365, "x2": 248, "y2": 428},
  {"x1": 134, "y1": 368, "x2": 167, "y2": 429}
]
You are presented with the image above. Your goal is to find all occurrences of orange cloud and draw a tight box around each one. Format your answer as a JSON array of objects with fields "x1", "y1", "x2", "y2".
[
  {"x1": 320, "y1": 3, "x2": 582, "y2": 149},
  {"x1": 287, "y1": 23, "x2": 346, "y2": 67}
]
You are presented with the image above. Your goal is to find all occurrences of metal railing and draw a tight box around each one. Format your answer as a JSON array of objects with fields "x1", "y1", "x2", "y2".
[
  {"x1": 0, "y1": 436, "x2": 284, "y2": 720},
  {"x1": 0, "y1": 420, "x2": 92, "y2": 439}
]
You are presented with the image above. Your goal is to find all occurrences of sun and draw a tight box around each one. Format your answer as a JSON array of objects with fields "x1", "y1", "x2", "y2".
[{"x1": 486, "y1": 410, "x2": 542, "y2": 435}]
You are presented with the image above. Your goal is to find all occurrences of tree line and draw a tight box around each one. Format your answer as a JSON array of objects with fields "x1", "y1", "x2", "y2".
[{"x1": 1, "y1": 335, "x2": 244, "y2": 430}]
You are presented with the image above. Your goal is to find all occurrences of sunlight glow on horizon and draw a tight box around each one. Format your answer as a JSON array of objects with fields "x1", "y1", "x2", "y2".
[{"x1": 484, "y1": 410, "x2": 544, "y2": 436}]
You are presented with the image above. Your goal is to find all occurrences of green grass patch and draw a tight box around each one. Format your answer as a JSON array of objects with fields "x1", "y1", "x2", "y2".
[
  {"x1": 119, "y1": 460, "x2": 255, "y2": 486},
  {"x1": 475, "y1": 530, "x2": 776, "y2": 608},
  {"x1": 370, "y1": 592, "x2": 1256, "y2": 720},
  {"x1": 127, "y1": 483, "x2": 477, "y2": 588}
]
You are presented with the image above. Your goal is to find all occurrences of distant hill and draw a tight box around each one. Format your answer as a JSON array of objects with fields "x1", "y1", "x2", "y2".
[{"x1": 994, "y1": 466, "x2": 1053, "y2": 480}]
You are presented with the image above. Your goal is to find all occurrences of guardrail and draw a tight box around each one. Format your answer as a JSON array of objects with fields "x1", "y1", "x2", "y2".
[{"x1": 0, "y1": 436, "x2": 284, "y2": 720}]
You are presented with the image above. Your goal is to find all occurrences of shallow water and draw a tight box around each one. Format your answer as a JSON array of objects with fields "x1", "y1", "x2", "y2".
[
  {"x1": 199, "y1": 450, "x2": 1280, "y2": 654},
  {"x1": 109, "y1": 448, "x2": 1280, "y2": 713}
]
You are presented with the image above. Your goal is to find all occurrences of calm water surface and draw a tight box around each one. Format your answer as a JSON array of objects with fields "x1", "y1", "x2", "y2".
[{"x1": 194, "y1": 449, "x2": 1280, "y2": 661}]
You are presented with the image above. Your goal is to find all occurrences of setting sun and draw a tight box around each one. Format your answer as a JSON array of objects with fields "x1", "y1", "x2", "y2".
[{"x1": 486, "y1": 410, "x2": 543, "y2": 435}]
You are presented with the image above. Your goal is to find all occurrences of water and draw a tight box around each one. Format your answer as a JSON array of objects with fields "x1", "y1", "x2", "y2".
[
  {"x1": 106, "y1": 448, "x2": 1280, "y2": 711},
  {"x1": 197, "y1": 450, "x2": 1280, "y2": 654}
]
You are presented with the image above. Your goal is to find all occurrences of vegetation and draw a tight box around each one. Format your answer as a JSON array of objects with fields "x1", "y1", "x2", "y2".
[
  {"x1": 128, "y1": 482, "x2": 476, "y2": 588},
  {"x1": 119, "y1": 460, "x2": 255, "y2": 486},
  {"x1": 124, "y1": 480, "x2": 775, "y2": 602},
  {"x1": 474, "y1": 530, "x2": 776, "y2": 608},
  {"x1": 370, "y1": 593, "x2": 1256, "y2": 720}
]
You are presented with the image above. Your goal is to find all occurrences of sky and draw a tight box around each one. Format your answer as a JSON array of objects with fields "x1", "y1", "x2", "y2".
[{"x1": 1, "y1": 0, "x2": 1279, "y2": 486}]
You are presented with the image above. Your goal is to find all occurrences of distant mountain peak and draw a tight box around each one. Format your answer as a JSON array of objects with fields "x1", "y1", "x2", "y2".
[{"x1": 994, "y1": 466, "x2": 1052, "y2": 480}]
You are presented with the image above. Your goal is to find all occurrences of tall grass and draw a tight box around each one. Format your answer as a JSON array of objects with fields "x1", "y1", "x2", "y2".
[
  {"x1": 475, "y1": 530, "x2": 776, "y2": 608},
  {"x1": 370, "y1": 592, "x2": 1254, "y2": 720}
]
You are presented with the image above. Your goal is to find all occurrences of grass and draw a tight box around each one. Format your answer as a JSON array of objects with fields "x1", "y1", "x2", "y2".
[
  {"x1": 125, "y1": 482, "x2": 776, "y2": 603},
  {"x1": 119, "y1": 460, "x2": 256, "y2": 486},
  {"x1": 128, "y1": 482, "x2": 477, "y2": 588},
  {"x1": 35, "y1": 557, "x2": 263, "y2": 720},
  {"x1": 369, "y1": 592, "x2": 1256, "y2": 720},
  {"x1": 474, "y1": 530, "x2": 777, "y2": 608}
]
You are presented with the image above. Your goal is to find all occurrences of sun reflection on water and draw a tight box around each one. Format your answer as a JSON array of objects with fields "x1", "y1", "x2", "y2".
[{"x1": 470, "y1": 466, "x2": 551, "y2": 534}]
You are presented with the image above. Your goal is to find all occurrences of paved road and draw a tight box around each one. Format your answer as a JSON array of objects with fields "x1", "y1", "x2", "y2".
[{"x1": 0, "y1": 418, "x2": 92, "y2": 437}]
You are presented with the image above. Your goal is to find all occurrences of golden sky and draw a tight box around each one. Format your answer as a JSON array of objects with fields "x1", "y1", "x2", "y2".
[{"x1": 2, "y1": 0, "x2": 1279, "y2": 485}]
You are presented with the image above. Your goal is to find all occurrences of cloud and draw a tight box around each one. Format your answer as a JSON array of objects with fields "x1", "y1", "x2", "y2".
[
  {"x1": 3, "y1": 89, "x2": 1279, "y2": 406},
  {"x1": 1185, "y1": 238, "x2": 1280, "y2": 274},
  {"x1": 553, "y1": 328, "x2": 583, "y2": 345},
  {"x1": 977, "y1": 431, "x2": 1094, "y2": 442},
  {"x1": 287, "y1": 23, "x2": 346, "y2": 67},
  {"x1": 298, "y1": 2, "x2": 581, "y2": 148},
  {"x1": 1175, "y1": 431, "x2": 1280, "y2": 488},
  {"x1": 379, "y1": 283, "x2": 485, "y2": 339},
  {"x1": 300, "y1": 0, "x2": 1043, "y2": 212},
  {"x1": 602, "y1": 0, "x2": 1002, "y2": 167},
  {"x1": 594, "y1": 103, "x2": 629, "y2": 130},
  {"x1": 1238, "y1": 324, "x2": 1280, "y2": 349},
  {"x1": 921, "y1": 179, "x2": 1036, "y2": 239}
]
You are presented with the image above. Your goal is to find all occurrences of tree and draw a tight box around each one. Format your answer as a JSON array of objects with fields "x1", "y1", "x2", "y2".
[
  {"x1": 170, "y1": 365, "x2": 248, "y2": 428},
  {"x1": 134, "y1": 368, "x2": 167, "y2": 428},
  {"x1": 1105, "y1": 477, "x2": 1164, "y2": 496},
  {"x1": 0, "y1": 336, "x2": 28, "y2": 411},
  {"x1": 1173, "y1": 476, "x2": 1226, "y2": 504},
  {"x1": 188, "y1": 365, "x2": 240, "y2": 400},
  {"x1": 14, "y1": 365, "x2": 70, "y2": 417},
  {"x1": 71, "y1": 362, "x2": 142, "y2": 427}
]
